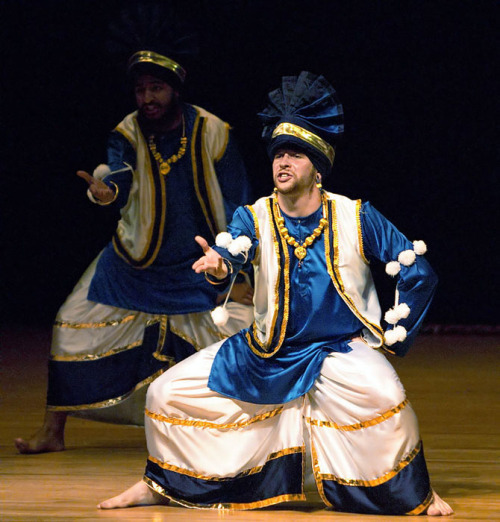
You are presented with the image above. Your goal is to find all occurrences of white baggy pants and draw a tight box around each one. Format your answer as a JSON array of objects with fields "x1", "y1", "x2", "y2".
[{"x1": 143, "y1": 340, "x2": 432, "y2": 514}]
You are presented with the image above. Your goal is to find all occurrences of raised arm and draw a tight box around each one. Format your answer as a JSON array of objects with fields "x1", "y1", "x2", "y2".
[{"x1": 360, "y1": 201, "x2": 438, "y2": 356}]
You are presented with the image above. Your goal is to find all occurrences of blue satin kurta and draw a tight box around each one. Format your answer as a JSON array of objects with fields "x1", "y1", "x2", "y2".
[
  {"x1": 87, "y1": 104, "x2": 251, "y2": 314},
  {"x1": 208, "y1": 201, "x2": 437, "y2": 404}
]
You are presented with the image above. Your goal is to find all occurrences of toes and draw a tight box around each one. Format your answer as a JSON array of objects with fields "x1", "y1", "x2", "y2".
[
  {"x1": 97, "y1": 501, "x2": 113, "y2": 510},
  {"x1": 14, "y1": 439, "x2": 31, "y2": 454}
]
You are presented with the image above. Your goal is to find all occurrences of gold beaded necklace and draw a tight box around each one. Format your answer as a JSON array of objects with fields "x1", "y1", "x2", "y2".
[
  {"x1": 275, "y1": 193, "x2": 328, "y2": 262},
  {"x1": 148, "y1": 116, "x2": 188, "y2": 176}
]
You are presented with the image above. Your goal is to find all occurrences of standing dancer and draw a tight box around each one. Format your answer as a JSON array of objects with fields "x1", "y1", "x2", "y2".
[{"x1": 15, "y1": 10, "x2": 253, "y2": 454}]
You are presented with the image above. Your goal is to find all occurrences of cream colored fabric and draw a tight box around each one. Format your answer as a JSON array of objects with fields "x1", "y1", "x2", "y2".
[
  {"x1": 50, "y1": 252, "x2": 253, "y2": 425},
  {"x1": 191, "y1": 105, "x2": 231, "y2": 235},
  {"x1": 51, "y1": 254, "x2": 157, "y2": 360},
  {"x1": 112, "y1": 112, "x2": 154, "y2": 263},
  {"x1": 144, "y1": 340, "x2": 419, "y2": 499}
]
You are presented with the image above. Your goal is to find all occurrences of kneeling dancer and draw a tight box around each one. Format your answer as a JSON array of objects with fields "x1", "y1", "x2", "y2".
[{"x1": 99, "y1": 72, "x2": 453, "y2": 516}]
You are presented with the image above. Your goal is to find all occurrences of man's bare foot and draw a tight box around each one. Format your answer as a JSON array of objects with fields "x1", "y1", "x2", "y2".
[
  {"x1": 98, "y1": 480, "x2": 170, "y2": 509},
  {"x1": 426, "y1": 490, "x2": 454, "y2": 516},
  {"x1": 14, "y1": 434, "x2": 64, "y2": 454},
  {"x1": 14, "y1": 411, "x2": 66, "y2": 454}
]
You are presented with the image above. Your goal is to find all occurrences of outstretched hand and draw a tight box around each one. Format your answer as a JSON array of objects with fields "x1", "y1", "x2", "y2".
[
  {"x1": 77, "y1": 170, "x2": 115, "y2": 204},
  {"x1": 192, "y1": 236, "x2": 228, "y2": 279}
]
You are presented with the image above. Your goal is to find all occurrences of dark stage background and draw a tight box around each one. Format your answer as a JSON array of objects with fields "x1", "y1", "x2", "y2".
[{"x1": 1, "y1": 0, "x2": 497, "y2": 328}]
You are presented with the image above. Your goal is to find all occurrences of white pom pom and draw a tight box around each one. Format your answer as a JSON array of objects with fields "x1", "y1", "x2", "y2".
[
  {"x1": 93, "y1": 164, "x2": 111, "y2": 181},
  {"x1": 228, "y1": 235, "x2": 252, "y2": 256},
  {"x1": 395, "y1": 302, "x2": 411, "y2": 319},
  {"x1": 394, "y1": 325, "x2": 407, "y2": 341},
  {"x1": 398, "y1": 249, "x2": 416, "y2": 266},
  {"x1": 384, "y1": 308, "x2": 400, "y2": 325},
  {"x1": 385, "y1": 261, "x2": 401, "y2": 277},
  {"x1": 384, "y1": 329, "x2": 398, "y2": 346},
  {"x1": 215, "y1": 232, "x2": 233, "y2": 249},
  {"x1": 237, "y1": 235, "x2": 252, "y2": 252},
  {"x1": 413, "y1": 240, "x2": 427, "y2": 255},
  {"x1": 228, "y1": 243, "x2": 240, "y2": 256},
  {"x1": 384, "y1": 325, "x2": 407, "y2": 346},
  {"x1": 211, "y1": 306, "x2": 229, "y2": 326}
]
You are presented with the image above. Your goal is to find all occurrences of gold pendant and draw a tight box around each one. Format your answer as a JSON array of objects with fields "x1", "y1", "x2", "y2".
[
  {"x1": 294, "y1": 246, "x2": 307, "y2": 260},
  {"x1": 160, "y1": 163, "x2": 171, "y2": 175}
]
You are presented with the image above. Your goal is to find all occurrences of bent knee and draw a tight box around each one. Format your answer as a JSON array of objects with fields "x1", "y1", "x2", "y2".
[
  {"x1": 370, "y1": 377, "x2": 406, "y2": 411},
  {"x1": 352, "y1": 344, "x2": 406, "y2": 407},
  {"x1": 325, "y1": 345, "x2": 406, "y2": 408},
  {"x1": 146, "y1": 372, "x2": 178, "y2": 411},
  {"x1": 357, "y1": 358, "x2": 407, "y2": 410}
]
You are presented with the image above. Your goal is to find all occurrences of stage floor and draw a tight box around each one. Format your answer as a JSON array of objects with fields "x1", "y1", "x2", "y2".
[{"x1": 1, "y1": 326, "x2": 499, "y2": 521}]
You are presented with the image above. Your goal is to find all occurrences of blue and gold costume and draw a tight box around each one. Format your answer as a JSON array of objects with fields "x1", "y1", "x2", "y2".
[
  {"x1": 208, "y1": 195, "x2": 436, "y2": 405},
  {"x1": 134, "y1": 72, "x2": 440, "y2": 515},
  {"x1": 141, "y1": 192, "x2": 437, "y2": 515},
  {"x1": 46, "y1": 102, "x2": 253, "y2": 424},
  {"x1": 90, "y1": 103, "x2": 248, "y2": 314}
]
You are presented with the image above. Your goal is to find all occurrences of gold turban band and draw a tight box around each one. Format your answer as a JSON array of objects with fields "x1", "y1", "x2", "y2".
[
  {"x1": 127, "y1": 50, "x2": 187, "y2": 84},
  {"x1": 272, "y1": 122, "x2": 335, "y2": 165}
]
